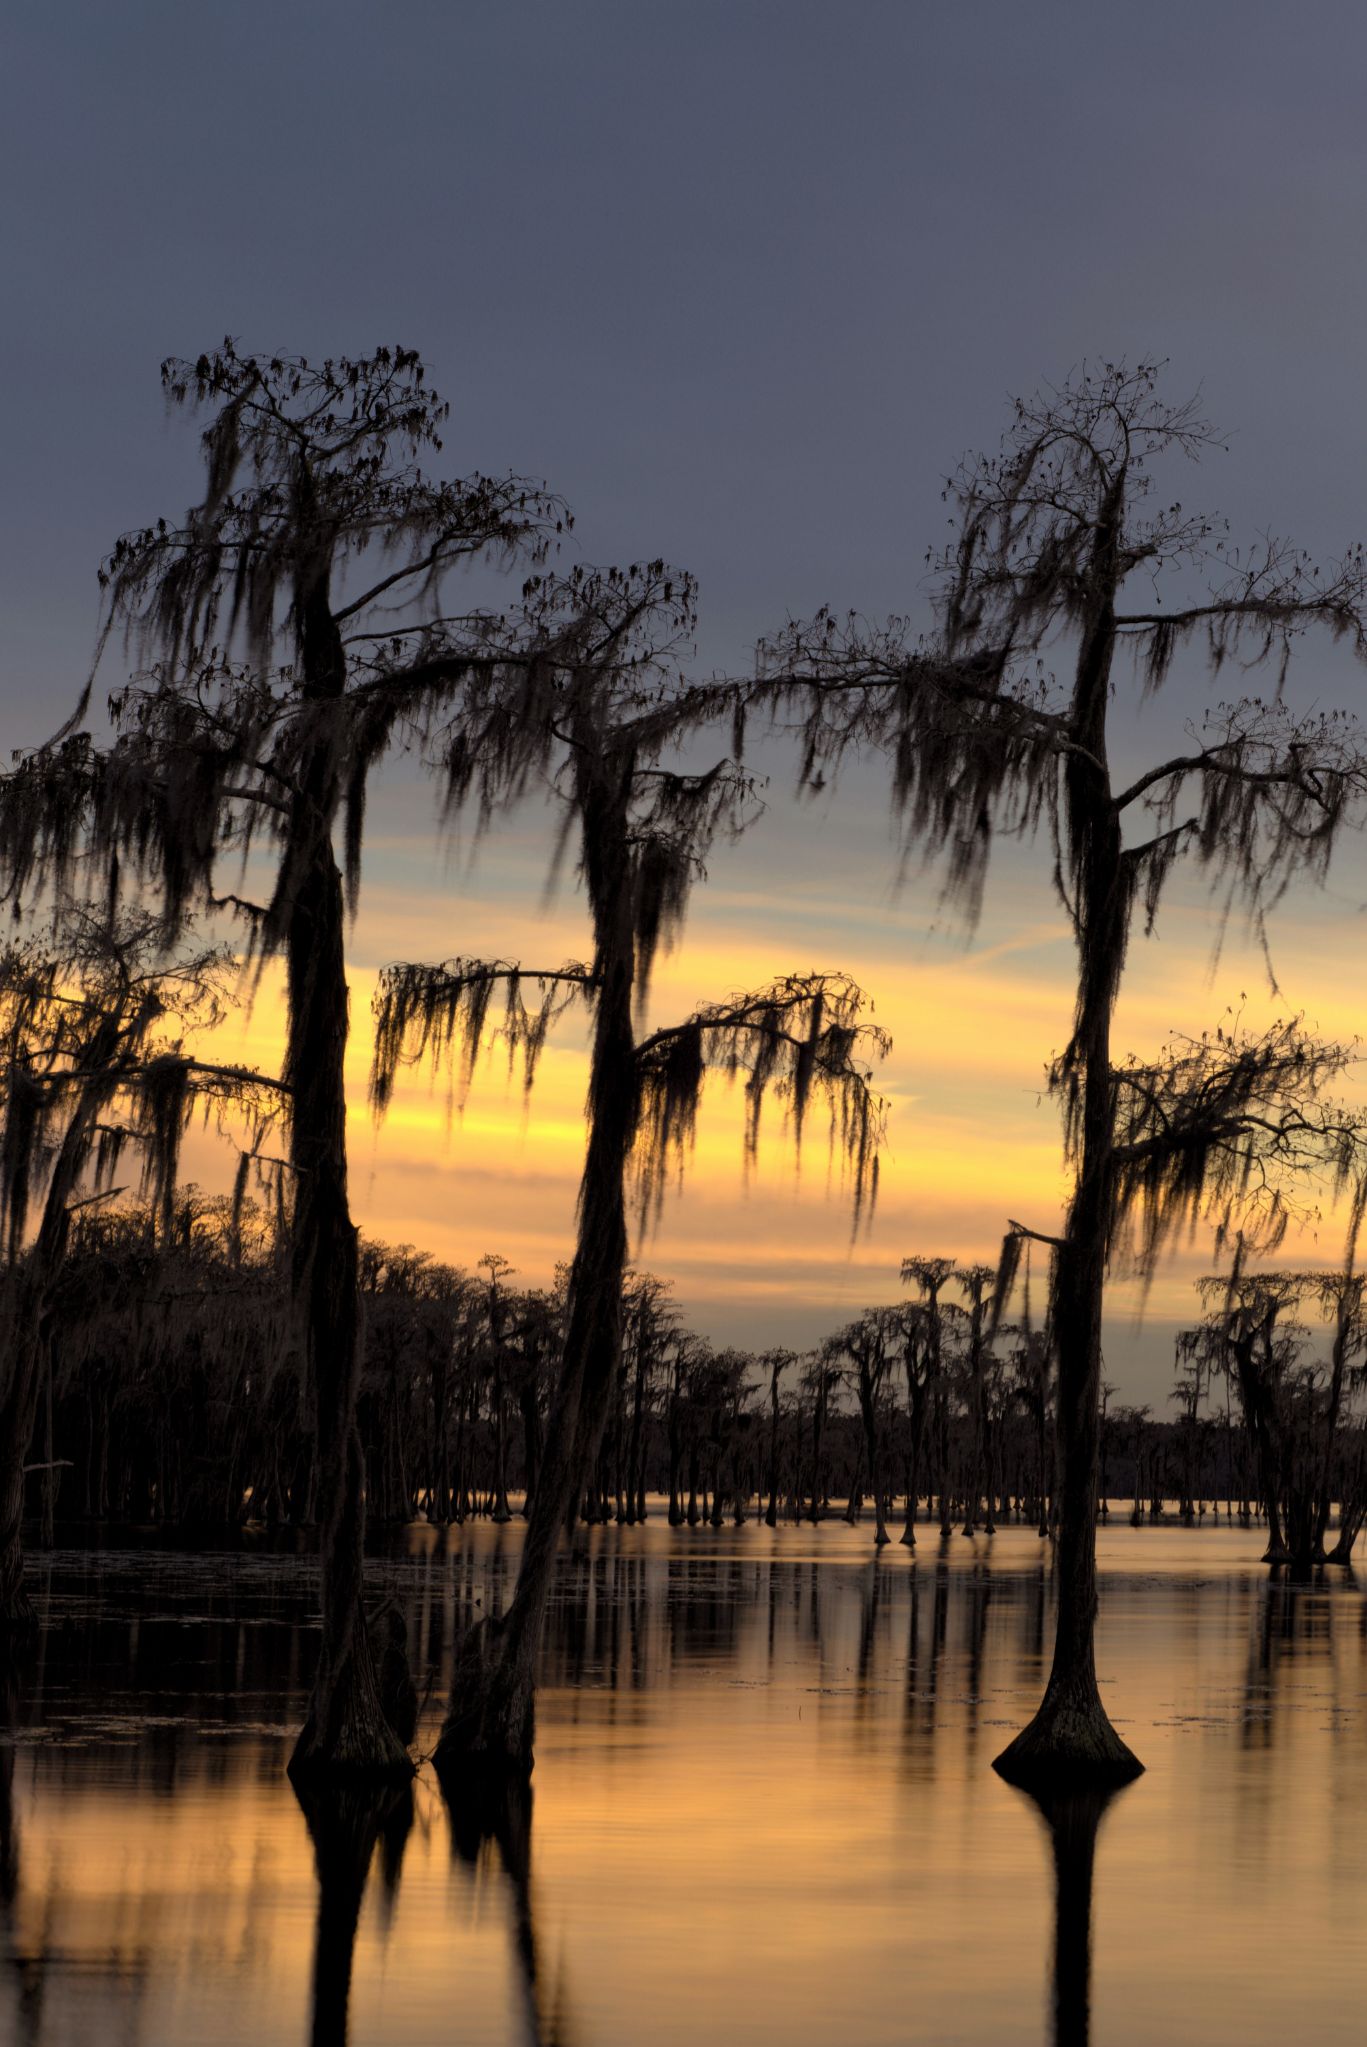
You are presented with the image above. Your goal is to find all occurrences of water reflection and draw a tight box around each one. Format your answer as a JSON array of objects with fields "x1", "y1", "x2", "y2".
[
  {"x1": 295, "y1": 1776, "x2": 412, "y2": 2047},
  {"x1": 1016, "y1": 1781, "x2": 1128, "y2": 2047},
  {"x1": 0, "y1": 1525, "x2": 1363, "y2": 2043},
  {"x1": 442, "y1": 1773, "x2": 572, "y2": 2047}
]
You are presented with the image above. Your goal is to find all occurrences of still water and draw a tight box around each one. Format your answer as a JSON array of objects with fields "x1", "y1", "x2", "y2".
[{"x1": 1, "y1": 1518, "x2": 1364, "y2": 2045}]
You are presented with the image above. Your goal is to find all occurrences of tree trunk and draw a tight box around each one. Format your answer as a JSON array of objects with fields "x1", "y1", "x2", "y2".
[
  {"x1": 491, "y1": 1375, "x2": 512, "y2": 1524},
  {"x1": 40, "y1": 1335, "x2": 56, "y2": 1548},
  {"x1": 0, "y1": 1101, "x2": 104, "y2": 1626},
  {"x1": 996, "y1": 1219, "x2": 1139, "y2": 1782},
  {"x1": 667, "y1": 1416, "x2": 684, "y2": 1525},
  {"x1": 0, "y1": 1416, "x2": 32, "y2": 1629},
  {"x1": 437, "y1": 781, "x2": 637, "y2": 1775},
  {"x1": 287, "y1": 589, "x2": 409, "y2": 1778},
  {"x1": 856, "y1": 1371, "x2": 889, "y2": 1547},
  {"x1": 626, "y1": 1334, "x2": 647, "y2": 1524},
  {"x1": 935, "y1": 1372, "x2": 953, "y2": 1538},
  {"x1": 900, "y1": 1381, "x2": 924, "y2": 1548},
  {"x1": 996, "y1": 535, "x2": 1142, "y2": 1788},
  {"x1": 963, "y1": 1309, "x2": 986, "y2": 1536},
  {"x1": 843, "y1": 1442, "x2": 865, "y2": 1524},
  {"x1": 809, "y1": 1382, "x2": 827, "y2": 1523},
  {"x1": 520, "y1": 1375, "x2": 543, "y2": 1517},
  {"x1": 428, "y1": 1354, "x2": 449, "y2": 1525}
]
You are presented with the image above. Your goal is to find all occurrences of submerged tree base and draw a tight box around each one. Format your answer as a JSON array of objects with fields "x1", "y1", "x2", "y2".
[
  {"x1": 993, "y1": 1680, "x2": 1143, "y2": 1788},
  {"x1": 289, "y1": 1722, "x2": 414, "y2": 1782},
  {"x1": 434, "y1": 1615, "x2": 536, "y2": 1778},
  {"x1": 289, "y1": 1631, "x2": 415, "y2": 1782}
]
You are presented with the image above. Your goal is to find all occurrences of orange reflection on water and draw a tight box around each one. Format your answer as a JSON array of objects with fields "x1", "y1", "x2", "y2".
[{"x1": 3, "y1": 1524, "x2": 1367, "y2": 2046}]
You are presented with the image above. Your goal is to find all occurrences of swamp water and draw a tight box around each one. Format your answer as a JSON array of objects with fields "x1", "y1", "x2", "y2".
[{"x1": 0, "y1": 1519, "x2": 1364, "y2": 2045}]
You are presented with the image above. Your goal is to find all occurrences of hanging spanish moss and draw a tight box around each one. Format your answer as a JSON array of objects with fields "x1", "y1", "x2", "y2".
[
  {"x1": 370, "y1": 957, "x2": 592, "y2": 1119},
  {"x1": 1104, "y1": 1018, "x2": 1365, "y2": 1278},
  {"x1": 630, "y1": 973, "x2": 886, "y2": 1230},
  {"x1": 0, "y1": 912, "x2": 276, "y2": 1622},
  {"x1": 747, "y1": 361, "x2": 1367, "y2": 1784},
  {"x1": 368, "y1": 562, "x2": 886, "y2": 1772}
]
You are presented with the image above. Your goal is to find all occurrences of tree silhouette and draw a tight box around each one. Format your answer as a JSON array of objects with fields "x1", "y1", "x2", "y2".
[
  {"x1": 760, "y1": 1347, "x2": 796, "y2": 1526},
  {"x1": 622, "y1": 1273, "x2": 675, "y2": 1521},
  {"x1": 824, "y1": 1309, "x2": 900, "y2": 1544},
  {"x1": 899, "y1": 1257, "x2": 957, "y2": 1542},
  {"x1": 372, "y1": 566, "x2": 888, "y2": 1769},
  {"x1": 294, "y1": 1772, "x2": 413, "y2": 2047},
  {"x1": 761, "y1": 362, "x2": 1367, "y2": 1780},
  {"x1": 0, "y1": 910, "x2": 277, "y2": 1618},
  {"x1": 1017, "y1": 1779, "x2": 1131, "y2": 2047},
  {"x1": 997, "y1": 1012, "x2": 1367, "y2": 1766},
  {"x1": 1187, "y1": 1250, "x2": 1367, "y2": 1568},
  {"x1": 13, "y1": 342, "x2": 575, "y2": 1771}
]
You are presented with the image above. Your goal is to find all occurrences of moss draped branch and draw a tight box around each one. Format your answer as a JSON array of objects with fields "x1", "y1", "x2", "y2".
[
  {"x1": 370, "y1": 959, "x2": 595, "y2": 1115},
  {"x1": 631, "y1": 973, "x2": 887, "y2": 1229},
  {"x1": 1099, "y1": 1018, "x2": 1367, "y2": 1278}
]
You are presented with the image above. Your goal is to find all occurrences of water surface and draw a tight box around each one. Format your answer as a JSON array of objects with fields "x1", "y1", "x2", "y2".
[{"x1": 2, "y1": 1519, "x2": 1364, "y2": 2045}]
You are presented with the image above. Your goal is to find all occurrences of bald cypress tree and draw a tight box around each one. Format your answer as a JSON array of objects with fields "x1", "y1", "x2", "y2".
[
  {"x1": 899, "y1": 1257, "x2": 956, "y2": 1543},
  {"x1": 825, "y1": 1309, "x2": 901, "y2": 1545},
  {"x1": 9, "y1": 344, "x2": 569, "y2": 1771},
  {"x1": 372, "y1": 566, "x2": 888, "y2": 1770},
  {"x1": 1184, "y1": 1252, "x2": 1367, "y2": 1568},
  {"x1": 761, "y1": 363, "x2": 1367, "y2": 1780}
]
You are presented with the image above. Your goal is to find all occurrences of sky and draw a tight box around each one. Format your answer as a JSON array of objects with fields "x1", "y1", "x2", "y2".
[{"x1": 6, "y1": 1, "x2": 1367, "y2": 1401}]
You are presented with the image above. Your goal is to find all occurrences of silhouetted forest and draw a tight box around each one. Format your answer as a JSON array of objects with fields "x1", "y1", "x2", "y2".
[
  {"x1": 32, "y1": 1194, "x2": 1367, "y2": 1569},
  {"x1": 5, "y1": 345, "x2": 1367, "y2": 1789}
]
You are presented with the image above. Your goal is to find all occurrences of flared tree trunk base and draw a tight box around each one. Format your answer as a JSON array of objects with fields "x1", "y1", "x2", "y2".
[
  {"x1": 434, "y1": 1615, "x2": 536, "y2": 1779},
  {"x1": 371, "y1": 1606, "x2": 419, "y2": 1747},
  {"x1": 289, "y1": 1629, "x2": 414, "y2": 1783},
  {"x1": 993, "y1": 1675, "x2": 1143, "y2": 1788},
  {"x1": 290, "y1": 1721, "x2": 413, "y2": 1781}
]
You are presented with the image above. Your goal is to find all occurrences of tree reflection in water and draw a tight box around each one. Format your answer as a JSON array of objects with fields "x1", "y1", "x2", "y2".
[
  {"x1": 441, "y1": 1767, "x2": 574, "y2": 2047},
  {"x1": 0, "y1": 1666, "x2": 22, "y2": 2040},
  {"x1": 293, "y1": 1774, "x2": 413, "y2": 2047},
  {"x1": 294, "y1": 1757, "x2": 575, "y2": 2047},
  {"x1": 5, "y1": 1539, "x2": 1367, "y2": 2045},
  {"x1": 1015, "y1": 1780, "x2": 1130, "y2": 2047}
]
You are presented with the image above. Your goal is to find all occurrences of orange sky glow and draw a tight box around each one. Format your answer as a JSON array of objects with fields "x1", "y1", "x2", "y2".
[{"x1": 173, "y1": 758, "x2": 1367, "y2": 1407}]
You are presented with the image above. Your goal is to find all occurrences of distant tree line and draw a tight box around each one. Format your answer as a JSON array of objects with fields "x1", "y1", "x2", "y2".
[{"x1": 29, "y1": 1194, "x2": 1367, "y2": 1580}]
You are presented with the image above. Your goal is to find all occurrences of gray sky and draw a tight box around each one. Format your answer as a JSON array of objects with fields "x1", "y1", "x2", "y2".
[
  {"x1": 6, "y1": 1, "x2": 1367, "y2": 726},
  {"x1": 5, "y1": 1, "x2": 1367, "y2": 1400}
]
